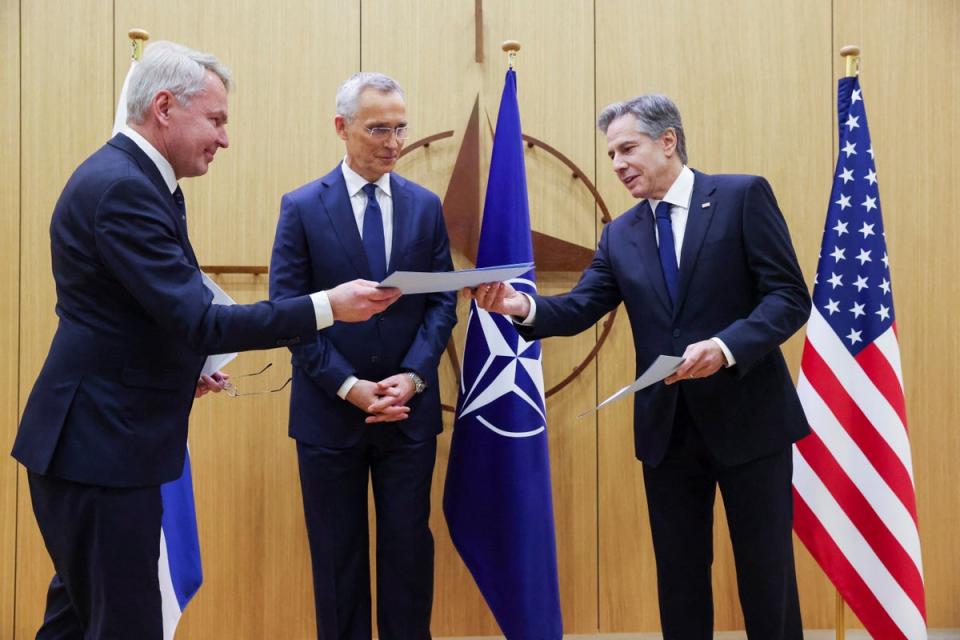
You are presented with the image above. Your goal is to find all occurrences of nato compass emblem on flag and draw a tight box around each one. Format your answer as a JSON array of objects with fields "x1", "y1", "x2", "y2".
[{"x1": 456, "y1": 278, "x2": 546, "y2": 438}]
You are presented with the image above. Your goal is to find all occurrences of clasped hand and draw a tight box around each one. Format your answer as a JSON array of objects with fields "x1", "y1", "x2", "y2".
[{"x1": 347, "y1": 373, "x2": 417, "y2": 424}]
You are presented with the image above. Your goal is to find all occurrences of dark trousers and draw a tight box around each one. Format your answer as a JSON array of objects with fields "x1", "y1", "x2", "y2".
[
  {"x1": 642, "y1": 400, "x2": 803, "y2": 640},
  {"x1": 27, "y1": 471, "x2": 163, "y2": 640},
  {"x1": 297, "y1": 426, "x2": 436, "y2": 640}
]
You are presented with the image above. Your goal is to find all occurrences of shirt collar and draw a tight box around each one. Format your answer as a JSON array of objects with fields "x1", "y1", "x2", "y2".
[
  {"x1": 120, "y1": 127, "x2": 178, "y2": 194},
  {"x1": 341, "y1": 157, "x2": 392, "y2": 198},
  {"x1": 646, "y1": 165, "x2": 694, "y2": 211}
]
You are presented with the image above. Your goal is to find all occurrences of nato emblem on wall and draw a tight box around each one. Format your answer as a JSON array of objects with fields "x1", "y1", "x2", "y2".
[{"x1": 398, "y1": 97, "x2": 618, "y2": 412}]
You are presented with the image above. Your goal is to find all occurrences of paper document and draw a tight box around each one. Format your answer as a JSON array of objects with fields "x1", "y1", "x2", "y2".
[
  {"x1": 200, "y1": 272, "x2": 239, "y2": 377},
  {"x1": 377, "y1": 262, "x2": 535, "y2": 295},
  {"x1": 579, "y1": 355, "x2": 685, "y2": 417}
]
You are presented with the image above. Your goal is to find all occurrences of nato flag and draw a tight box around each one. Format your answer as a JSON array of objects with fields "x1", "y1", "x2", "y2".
[{"x1": 443, "y1": 69, "x2": 563, "y2": 640}]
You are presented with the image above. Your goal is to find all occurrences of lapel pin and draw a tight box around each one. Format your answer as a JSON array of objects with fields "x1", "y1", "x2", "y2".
[{"x1": 701, "y1": 202, "x2": 711, "y2": 209}]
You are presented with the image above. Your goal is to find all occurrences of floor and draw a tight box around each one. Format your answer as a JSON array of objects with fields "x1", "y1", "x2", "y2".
[{"x1": 439, "y1": 632, "x2": 960, "y2": 640}]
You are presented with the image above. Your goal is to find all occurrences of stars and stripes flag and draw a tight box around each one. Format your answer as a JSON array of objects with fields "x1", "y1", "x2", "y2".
[
  {"x1": 442, "y1": 68, "x2": 563, "y2": 640},
  {"x1": 792, "y1": 75, "x2": 927, "y2": 639},
  {"x1": 114, "y1": 52, "x2": 204, "y2": 639}
]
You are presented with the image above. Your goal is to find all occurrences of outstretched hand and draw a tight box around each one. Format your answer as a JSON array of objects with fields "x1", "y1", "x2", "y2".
[
  {"x1": 463, "y1": 281, "x2": 530, "y2": 318},
  {"x1": 328, "y1": 279, "x2": 401, "y2": 323}
]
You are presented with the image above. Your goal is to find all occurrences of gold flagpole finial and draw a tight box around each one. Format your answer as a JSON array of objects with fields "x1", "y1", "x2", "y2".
[
  {"x1": 840, "y1": 45, "x2": 860, "y2": 78},
  {"x1": 128, "y1": 29, "x2": 150, "y2": 61},
  {"x1": 502, "y1": 40, "x2": 521, "y2": 70}
]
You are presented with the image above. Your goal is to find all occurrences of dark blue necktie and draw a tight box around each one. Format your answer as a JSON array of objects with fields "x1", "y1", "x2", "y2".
[
  {"x1": 173, "y1": 186, "x2": 186, "y2": 221},
  {"x1": 653, "y1": 200, "x2": 679, "y2": 305},
  {"x1": 361, "y1": 183, "x2": 386, "y2": 280}
]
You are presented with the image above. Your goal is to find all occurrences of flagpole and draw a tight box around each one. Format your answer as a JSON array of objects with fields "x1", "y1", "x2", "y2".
[
  {"x1": 831, "y1": 44, "x2": 860, "y2": 640},
  {"x1": 841, "y1": 45, "x2": 860, "y2": 79},
  {"x1": 501, "y1": 39, "x2": 520, "y2": 69},
  {"x1": 128, "y1": 28, "x2": 149, "y2": 61}
]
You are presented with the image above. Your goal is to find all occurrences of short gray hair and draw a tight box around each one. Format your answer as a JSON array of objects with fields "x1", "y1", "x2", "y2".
[
  {"x1": 597, "y1": 94, "x2": 688, "y2": 164},
  {"x1": 126, "y1": 41, "x2": 232, "y2": 124},
  {"x1": 336, "y1": 72, "x2": 404, "y2": 121}
]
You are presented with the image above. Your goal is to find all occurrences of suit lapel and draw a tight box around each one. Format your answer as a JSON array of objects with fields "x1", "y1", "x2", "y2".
[
  {"x1": 108, "y1": 134, "x2": 199, "y2": 267},
  {"x1": 629, "y1": 202, "x2": 673, "y2": 316},
  {"x1": 319, "y1": 166, "x2": 372, "y2": 278},
  {"x1": 387, "y1": 174, "x2": 411, "y2": 274},
  {"x1": 674, "y1": 170, "x2": 717, "y2": 318}
]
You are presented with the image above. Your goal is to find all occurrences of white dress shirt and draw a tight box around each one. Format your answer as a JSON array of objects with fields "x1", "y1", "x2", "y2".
[
  {"x1": 520, "y1": 166, "x2": 735, "y2": 366},
  {"x1": 340, "y1": 158, "x2": 394, "y2": 266},
  {"x1": 118, "y1": 128, "x2": 333, "y2": 331}
]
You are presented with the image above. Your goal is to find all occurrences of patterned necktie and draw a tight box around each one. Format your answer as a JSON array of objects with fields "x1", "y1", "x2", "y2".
[
  {"x1": 361, "y1": 183, "x2": 387, "y2": 280},
  {"x1": 173, "y1": 186, "x2": 186, "y2": 221},
  {"x1": 653, "y1": 200, "x2": 679, "y2": 305}
]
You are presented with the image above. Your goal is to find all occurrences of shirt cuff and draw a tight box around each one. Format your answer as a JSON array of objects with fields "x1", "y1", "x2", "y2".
[
  {"x1": 310, "y1": 291, "x2": 334, "y2": 330},
  {"x1": 337, "y1": 375, "x2": 359, "y2": 400},
  {"x1": 711, "y1": 337, "x2": 736, "y2": 367},
  {"x1": 517, "y1": 293, "x2": 537, "y2": 325}
]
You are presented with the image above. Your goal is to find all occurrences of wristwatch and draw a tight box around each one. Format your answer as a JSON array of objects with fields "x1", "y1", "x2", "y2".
[{"x1": 406, "y1": 371, "x2": 426, "y2": 394}]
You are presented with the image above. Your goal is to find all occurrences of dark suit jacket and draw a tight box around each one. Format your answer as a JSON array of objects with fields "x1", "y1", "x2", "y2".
[
  {"x1": 12, "y1": 134, "x2": 319, "y2": 488},
  {"x1": 524, "y1": 170, "x2": 811, "y2": 466},
  {"x1": 269, "y1": 166, "x2": 457, "y2": 447}
]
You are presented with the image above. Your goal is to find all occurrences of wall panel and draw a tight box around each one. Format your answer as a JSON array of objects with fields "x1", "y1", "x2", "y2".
[
  {"x1": 595, "y1": 0, "x2": 834, "y2": 631},
  {"x1": 111, "y1": 1, "x2": 360, "y2": 637},
  {"x1": 834, "y1": 0, "x2": 960, "y2": 628},
  {"x1": 15, "y1": 1, "x2": 114, "y2": 637},
  {"x1": 0, "y1": 2, "x2": 20, "y2": 637}
]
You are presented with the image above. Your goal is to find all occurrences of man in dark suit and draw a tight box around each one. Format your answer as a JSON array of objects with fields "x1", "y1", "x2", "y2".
[
  {"x1": 472, "y1": 94, "x2": 811, "y2": 639},
  {"x1": 269, "y1": 72, "x2": 456, "y2": 640},
  {"x1": 11, "y1": 41, "x2": 399, "y2": 639}
]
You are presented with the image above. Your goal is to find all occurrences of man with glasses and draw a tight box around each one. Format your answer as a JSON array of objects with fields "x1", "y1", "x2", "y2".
[
  {"x1": 269, "y1": 72, "x2": 457, "y2": 639},
  {"x1": 11, "y1": 42, "x2": 400, "y2": 639},
  {"x1": 471, "y1": 94, "x2": 809, "y2": 639}
]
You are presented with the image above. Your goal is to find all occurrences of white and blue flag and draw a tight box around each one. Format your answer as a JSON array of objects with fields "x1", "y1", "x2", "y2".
[{"x1": 442, "y1": 68, "x2": 563, "y2": 640}]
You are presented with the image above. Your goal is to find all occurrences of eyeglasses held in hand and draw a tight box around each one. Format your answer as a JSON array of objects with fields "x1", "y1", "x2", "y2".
[
  {"x1": 364, "y1": 125, "x2": 409, "y2": 140},
  {"x1": 222, "y1": 362, "x2": 292, "y2": 398}
]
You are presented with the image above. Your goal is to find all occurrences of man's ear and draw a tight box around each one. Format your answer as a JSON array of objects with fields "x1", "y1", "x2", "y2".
[
  {"x1": 334, "y1": 115, "x2": 349, "y2": 141},
  {"x1": 661, "y1": 128, "x2": 678, "y2": 157},
  {"x1": 152, "y1": 90, "x2": 175, "y2": 127}
]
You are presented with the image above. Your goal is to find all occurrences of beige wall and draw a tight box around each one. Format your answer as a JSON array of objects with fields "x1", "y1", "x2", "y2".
[
  {"x1": 4, "y1": 0, "x2": 958, "y2": 636},
  {"x1": 0, "y1": 2, "x2": 19, "y2": 637}
]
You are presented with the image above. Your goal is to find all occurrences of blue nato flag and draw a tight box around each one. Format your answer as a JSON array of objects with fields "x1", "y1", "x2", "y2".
[{"x1": 442, "y1": 68, "x2": 563, "y2": 640}]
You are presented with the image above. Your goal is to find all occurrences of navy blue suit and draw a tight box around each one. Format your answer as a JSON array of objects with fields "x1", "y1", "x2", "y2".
[
  {"x1": 522, "y1": 171, "x2": 811, "y2": 639},
  {"x1": 12, "y1": 133, "x2": 319, "y2": 638},
  {"x1": 269, "y1": 166, "x2": 456, "y2": 639}
]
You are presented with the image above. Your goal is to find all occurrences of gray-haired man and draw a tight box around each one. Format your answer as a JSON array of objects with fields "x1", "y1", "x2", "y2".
[
  {"x1": 12, "y1": 42, "x2": 399, "y2": 639},
  {"x1": 472, "y1": 94, "x2": 810, "y2": 639},
  {"x1": 269, "y1": 72, "x2": 456, "y2": 639}
]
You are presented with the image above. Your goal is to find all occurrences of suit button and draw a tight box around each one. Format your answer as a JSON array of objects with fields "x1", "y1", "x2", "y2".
[
  {"x1": 371, "y1": 355, "x2": 380, "y2": 364},
  {"x1": 672, "y1": 329, "x2": 681, "y2": 338}
]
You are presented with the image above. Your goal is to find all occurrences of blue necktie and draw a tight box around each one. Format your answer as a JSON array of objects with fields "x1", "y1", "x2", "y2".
[
  {"x1": 361, "y1": 183, "x2": 386, "y2": 280},
  {"x1": 173, "y1": 186, "x2": 186, "y2": 221},
  {"x1": 653, "y1": 200, "x2": 679, "y2": 305}
]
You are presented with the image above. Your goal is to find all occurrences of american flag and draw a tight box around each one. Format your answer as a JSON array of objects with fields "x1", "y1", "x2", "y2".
[{"x1": 792, "y1": 76, "x2": 927, "y2": 638}]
